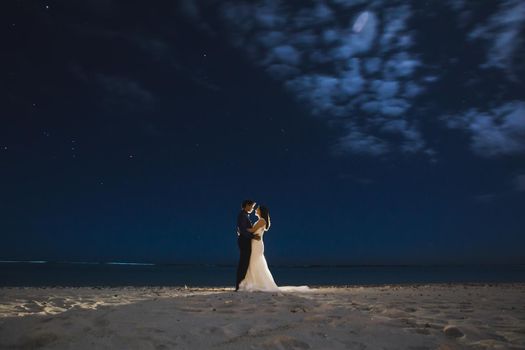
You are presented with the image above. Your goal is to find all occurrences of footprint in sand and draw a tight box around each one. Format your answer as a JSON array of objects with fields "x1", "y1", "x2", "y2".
[
  {"x1": 41, "y1": 317, "x2": 55, "y2": 323},
  {"x1": 443, "y1": 325, "x2": 464, "y2": 338},
  {"x1": 262, "y1": 335, "x2": 310, "y2": 350},
  {"x1": 215, "y1": 309, "x2": 236, "y2": 314},
  {"x1": 18, "y1": 332, "x2": 59, "y2": 348},
  {"x1": 203, "y1": 326, "x2": 227, "y2": 336},
  {"x1": 459, "y1": 308, "x2": 474, "y2": 313},
  {"x1": 240, "y1": 307, "x2": 259, "y2": 313},
  {"x1": 413, "y1": 327, "x2": 431, "y2": 335},
  {"x1": 177, "y1": 307, "x2": 204, "y2": 313},
  {"x1": 92, "y1": 316, "x2": 110, "y2": 327},
  {"x1": 342, "y1": 341, "x2": 366, "y2": 350},
  {"x1": 399, "y1": 318, "x2": 418, "y2": 328}
]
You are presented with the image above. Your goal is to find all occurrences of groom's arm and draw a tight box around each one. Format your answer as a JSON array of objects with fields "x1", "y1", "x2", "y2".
[
  {"x1": 237, "y1": 213, "x2": 259, "y2": 240},
  {"x1": 247, "y1": 219, "x2": 265, "y2": 233}
]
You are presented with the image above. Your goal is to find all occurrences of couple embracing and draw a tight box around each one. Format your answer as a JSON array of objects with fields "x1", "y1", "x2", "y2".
[{"x1": 235, "y1": 199, "x2": 309, "y2": 292}]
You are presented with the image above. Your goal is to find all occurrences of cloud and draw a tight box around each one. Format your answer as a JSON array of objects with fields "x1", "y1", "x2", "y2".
[
  {"x1": 132, "y1": 37, "x2": 172, "y2": 62},
  {"x1": 472, "y1": 173, "x2": 525, "y2": 202},
  {"x1": 334, "y1": 123, "x2": 389, "y2": 156},
  {"x1": 181, "y1": 0, "x2": 521, "y2": 159},
  {"x1": 70, "y1": 64, "x2": 156, "y2": 110},
  {"x1": 178, "y1": 0, "x2": 216, "y2": 35},
  {"x1": 514, "y1": 174, "x2": 525, "y2": 191},
  {"x1": 331, "y1": 11, "x2": 378, "y2": 58},
  {"x1": 73, "y1": 22, "x2": 171, "y2": 61},
  {"x1": 267, "y1": 45, "x2": 302, "y2": 66},
  {"x1": 379, "y1": 4, "x2": 412, "y2": 52},
  {"x1": 443, "y1": 101, "x2": 525, "y2": 157},
  {"x1": 383, "y1": 52, "x2": 420, "y2": 78},
  {"x1": 330, "y1": 0, "x2": 368, "y2": 9},
  {"x1": 403, "y1": 82, "x2": 425, "y2": 98},
  {"x1": 467, "y1": 0, "x2": 525, "y2": 80},
  {"x1": 364, "y1": 57, "x2": 381, "y2": 74},
  {"x1": 265, "y1": 64, "x2": 301, "y2": 79},
  {"x1": 371, "y1": 80, "x2": 399, "y2": 99},
  {"x1": 94, "y1": 74, "x2": 155, "y2": 105},
  {"x1": 72, "y1": 21, "x2": 223, "y2": 93},
  {"x1": 213, "y1": 0, "x2": 440, "y2": 157},
  {"x1": 473, "y1": 193, "x2": 498, "y2": 203}
]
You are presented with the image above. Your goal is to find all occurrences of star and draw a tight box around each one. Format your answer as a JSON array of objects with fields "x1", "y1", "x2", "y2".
[
  {"x1": 3, "y1": 146, "x2": 7, "y2": 150},
  {"x1": 45, "y1": 5, "x2": 49, "y2": 9}
]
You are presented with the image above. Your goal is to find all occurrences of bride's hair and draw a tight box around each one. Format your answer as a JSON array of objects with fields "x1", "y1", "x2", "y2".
[{"x1": 258, "y1": 206, "x2": 271, "y2": 231}]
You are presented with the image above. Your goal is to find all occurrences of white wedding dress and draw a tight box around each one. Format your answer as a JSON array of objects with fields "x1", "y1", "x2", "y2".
[{"x1": 238, "y1": 222, "x2": 309, "y2": 292}]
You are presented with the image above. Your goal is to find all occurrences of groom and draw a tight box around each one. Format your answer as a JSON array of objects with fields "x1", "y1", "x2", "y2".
[{"x1": 235, "y1": 199, "x2": 261, "y2": 291}]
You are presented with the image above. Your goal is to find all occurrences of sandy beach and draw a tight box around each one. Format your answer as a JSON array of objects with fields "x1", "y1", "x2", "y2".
[{"x1": 1, "y1": 283, "x2": 524, "y2": 349}]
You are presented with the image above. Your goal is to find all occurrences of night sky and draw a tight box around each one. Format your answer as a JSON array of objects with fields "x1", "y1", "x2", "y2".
[{"x1": 1, "y1": 0, "x2": 524, "y2": 266}]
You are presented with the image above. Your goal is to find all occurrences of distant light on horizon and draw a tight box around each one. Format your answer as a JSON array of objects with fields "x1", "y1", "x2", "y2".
[
  {"x1": 0, "y1": 260, "x2": 47, "y2": 264},
  {"x1": 106, "y1": 262, "x2": 156, "y2": 266},
  {"x1": 0, "y1": 260, "x2": 155, "y2": 266}
]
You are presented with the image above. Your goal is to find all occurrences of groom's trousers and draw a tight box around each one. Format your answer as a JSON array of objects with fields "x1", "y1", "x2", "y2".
[{"x1": 236, "y1": 236, "x2": 252, "y2": 290}]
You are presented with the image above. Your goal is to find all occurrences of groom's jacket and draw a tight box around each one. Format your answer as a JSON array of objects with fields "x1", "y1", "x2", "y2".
[{"x1": 237, "y1": 210, "x2": 255, "y2": 240}]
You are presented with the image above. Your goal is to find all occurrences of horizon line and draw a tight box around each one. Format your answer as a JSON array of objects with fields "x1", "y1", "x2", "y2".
[{"x1": 0, "y1": 260, "x2": 523, "y2": 267}]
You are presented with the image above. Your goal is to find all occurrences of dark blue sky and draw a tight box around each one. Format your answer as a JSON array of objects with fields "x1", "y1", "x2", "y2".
[{"x1": 1, "y1": 0, "x2": 524, "y2": 265}]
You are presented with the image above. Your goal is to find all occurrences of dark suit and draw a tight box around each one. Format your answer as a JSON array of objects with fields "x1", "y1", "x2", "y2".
[{"x1": 235, "y1": 209, "x2": 256, "y2": 290}]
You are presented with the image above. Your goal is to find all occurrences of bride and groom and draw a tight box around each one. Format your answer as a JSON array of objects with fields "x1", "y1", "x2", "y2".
[{"x1": 235, "y1": 199, "x2": 308, "y2": 292}]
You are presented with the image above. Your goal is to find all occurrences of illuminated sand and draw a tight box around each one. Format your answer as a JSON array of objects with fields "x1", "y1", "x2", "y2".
[{"x1": 1, "y1": 284, "x2": 524, "y2": 349}]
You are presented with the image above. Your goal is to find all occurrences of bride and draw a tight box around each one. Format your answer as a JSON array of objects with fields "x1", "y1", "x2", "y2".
[{"x1": 238, "y1": 205, "x2": 309, "y2": 292}]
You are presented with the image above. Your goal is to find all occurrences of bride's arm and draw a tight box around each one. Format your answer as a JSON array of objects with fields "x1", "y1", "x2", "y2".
[{"x1": 247, "y1": 219, "x2": 266, "y2": 232}]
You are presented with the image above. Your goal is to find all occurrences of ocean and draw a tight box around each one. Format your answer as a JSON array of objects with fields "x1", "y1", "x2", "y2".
[{"x1": 1, "y1": 261, "x2": 524, "y2": 287}]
